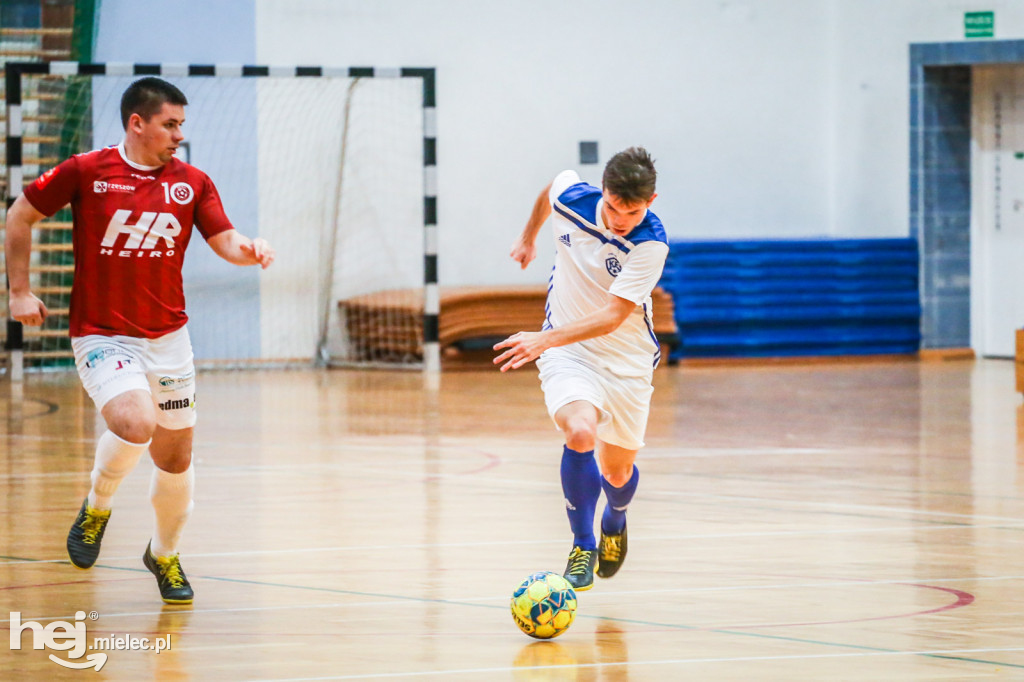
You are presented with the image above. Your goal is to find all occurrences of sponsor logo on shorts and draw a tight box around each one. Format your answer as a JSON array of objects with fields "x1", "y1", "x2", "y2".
[
  {"x1": 84, "y1": 347, "x2": 129, "y2": 369},
  {"x1": 157, "y1": 372, "x2": 194, "y2": 389},
  {"x1": 158, "y1": 395, "x2": 195, "y2": 411},
  {"x1": 605, "y1": 254, "x2": 622, "y2": 277}
]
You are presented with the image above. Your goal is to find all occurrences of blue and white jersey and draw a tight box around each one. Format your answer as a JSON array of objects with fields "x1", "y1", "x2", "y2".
[{"x1": 543, "y1": 170, "x2": 669, "y2": 376}]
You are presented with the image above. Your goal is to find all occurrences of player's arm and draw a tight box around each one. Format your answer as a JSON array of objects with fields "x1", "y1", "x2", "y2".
[
  {"x1": 207, "y1": 229, "x2": 275, "y2": 269},
  {"x1": 493, "y1": 294, "x2": 635, "y2": 372},
  {"x1": 4, "y1": 194, "x2": 49, "y2": 326},
  {"x1": 509, "y1": 182, "x2": 553, "y2": 270}
]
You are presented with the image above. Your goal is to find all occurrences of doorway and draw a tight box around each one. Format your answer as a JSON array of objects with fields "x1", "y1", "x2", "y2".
[{"x1": 971, "y1": 65, "x2": 1024, "y2": 357}]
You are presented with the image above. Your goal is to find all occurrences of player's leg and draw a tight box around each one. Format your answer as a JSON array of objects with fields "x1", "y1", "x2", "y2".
[
  {"x1": 553, "y1": 400, "x2": 602, "y2": 590},
  {"x1": 142, "y1": 326, "x2": 197, "y2": 604},
  {"x1": 555, "y1": 399, "x2": 601, "y2": 548},
  {"x1": 538, "y1": 351, "x2": 611, "y2": 591},
  {"x1": 68, "y1": 337, "x2": 154, "y2": 569},
  {"x1": 149, "y1": 425, "x2": 194, "y2": 556},
  {"x1": 144, "y1": 425, "x2": 195, "y2": 604},
  {"x1": 595, "y1": 441, "x2": 640, "y2": 579},
  {"x1": 594, "y1": 372, "x2": 653, "y2": 579}
]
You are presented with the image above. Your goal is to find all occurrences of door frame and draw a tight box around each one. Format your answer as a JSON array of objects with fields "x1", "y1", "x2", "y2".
[{"x1": 910, "y1": 39, "x2": 1024, "y2": 349}]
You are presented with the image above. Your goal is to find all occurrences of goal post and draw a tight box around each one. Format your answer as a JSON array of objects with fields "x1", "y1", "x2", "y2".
[{"x1": 2, "y1": 61, "x2": 440, "y2": 377}]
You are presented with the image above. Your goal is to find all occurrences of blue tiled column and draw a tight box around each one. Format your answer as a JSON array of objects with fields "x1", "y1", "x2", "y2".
[{"x1": 915, "y1": 66, "x2": 971, "y2": 348}]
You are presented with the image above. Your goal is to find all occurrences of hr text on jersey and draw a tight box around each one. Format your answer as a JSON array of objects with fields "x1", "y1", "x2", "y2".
[{"x1": 100, "y1": 210, "x2": 182, "y2": 258}]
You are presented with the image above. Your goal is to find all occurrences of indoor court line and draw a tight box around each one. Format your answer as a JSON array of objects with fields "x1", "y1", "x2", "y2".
[
  {"x1": 258, "y1": 646, "x2": 1024, "y2": 681},
  {"x1": 6, "y1": 571, "x2": 1021, "y2": 627},
  {"x1": 651, "y1": 489, "x2": 1024, "y2": 523},
  {"x1": 4, "y1": 518, "x2": 1023, "y2": 567},
  {"x1": 4, "y1": 557, "x2": 1015, "y2": 655},
  {"x1": 8, "y1": 571, "x2": 1021, "y2": 626},
  {"x1": 8, "y1": 569, "x2": 1020, "y2": 675},
  {"x1": 7, "y1": 462, "x2": 1023, "y2": 519},
  {"x1": 680, "y1": 470, "x2": 1024, "y2": 503},
  {"x1": 6, "y1": 553, "x2": 1023, "y2": 672}
]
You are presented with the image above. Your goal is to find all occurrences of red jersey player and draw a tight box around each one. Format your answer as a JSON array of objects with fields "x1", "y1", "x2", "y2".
[{"x1": 5, "y1": 77, "x2": 274, "y2": 604}]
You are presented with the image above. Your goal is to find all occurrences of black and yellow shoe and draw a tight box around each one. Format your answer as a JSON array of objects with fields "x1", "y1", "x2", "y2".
[
  {"x1": 67, "y1": 498, "x2": 111, "y2": 569},
  {"x1": 143, "y1": 542, "x2": 194, "y2": 605},
  {"x1": 597, "y1": 522, "x2": 627, "y2": 579},
  {"x1": 563, "y1": 545, "x2": 597, "y2": 591}
]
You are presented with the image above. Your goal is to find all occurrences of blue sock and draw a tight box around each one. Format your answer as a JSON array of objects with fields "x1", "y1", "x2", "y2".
[
  {"x1": 560, "y1": 446, "x2": 601, "y2": 550},
  {"x1": 601, "y1": 466, "x2": 639, "y2": 534}
]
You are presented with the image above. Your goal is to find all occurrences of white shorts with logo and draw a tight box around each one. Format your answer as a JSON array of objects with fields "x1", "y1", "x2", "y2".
[
  {"x1": 536, "y1": 347, "x2": 654, "y2": 450},
  {"x1": 71, "y1": 325, "x2": 197, "y2": 430}
]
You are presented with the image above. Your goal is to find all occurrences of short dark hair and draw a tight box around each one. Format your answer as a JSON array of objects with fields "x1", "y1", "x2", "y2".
[
  {"x1": 602, "y1": 147, "x2": 657, "y2": 204},
  {"x1": 120, "y1": 77, "x2": 188, "y2": 129}
]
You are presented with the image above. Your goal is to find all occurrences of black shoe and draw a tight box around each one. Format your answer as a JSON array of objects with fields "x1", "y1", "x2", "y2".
[
  {"x1": 597, "y1": 521, "x2": 627, "y2": 579},
  {"x1": 563, "y1": 545, "x2": 597, "y2": 591},
  {"x1": 143, "y1": 541, "x2": 194, "y2": 604},
  {"x1": 67, "y1": 498, "x2": 111, "y2": 569}
]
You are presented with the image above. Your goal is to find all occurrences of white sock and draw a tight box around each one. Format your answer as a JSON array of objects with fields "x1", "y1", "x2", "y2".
[
  {"x1": 88, "y1": 431, "x2": 150, "y2": 510},
  {"x1": 150, "y1": 463, "x2": 194, "y2": 557}
]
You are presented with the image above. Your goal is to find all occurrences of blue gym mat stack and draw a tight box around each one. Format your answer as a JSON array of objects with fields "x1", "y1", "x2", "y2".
[{"x1": 659, "y1": 238, "x2": 921, "y2": 360}]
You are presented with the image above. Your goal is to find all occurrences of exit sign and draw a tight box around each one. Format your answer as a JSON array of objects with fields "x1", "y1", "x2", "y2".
[{"x1": 965, "y1": 11, "x2": 994, "y2": 39}]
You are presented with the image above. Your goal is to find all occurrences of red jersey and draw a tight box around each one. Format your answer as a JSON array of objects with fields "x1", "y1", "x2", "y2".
[{"x1": 23, "y1": 144, "x2": 234, "y2": 338}]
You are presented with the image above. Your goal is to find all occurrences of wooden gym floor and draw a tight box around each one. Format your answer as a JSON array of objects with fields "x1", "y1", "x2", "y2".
[{"x1": 2, "y1": 358, "x2": 1024, "y2": 680}]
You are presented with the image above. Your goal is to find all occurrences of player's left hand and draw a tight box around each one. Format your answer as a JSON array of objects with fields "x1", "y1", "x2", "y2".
[
  {"x1": 493, "y1": 331, "x2": 549, "y2": 372},
  {"x1": 242, "y1": 237, "x2": 275, "y2": 269}
]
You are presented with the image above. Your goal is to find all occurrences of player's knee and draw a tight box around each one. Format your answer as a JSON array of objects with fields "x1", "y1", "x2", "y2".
[
  {"x1": 603, "y1": 468, "x2": 632, "y2": 488},
  {"x1": 153, "y1": 450, "x2": 191, "y2": 474},
  {"x1": 101, "y1": 391, "x2": 158, "y2": 444},
  {"x1": 563, "y1": 418, "x2": 597, "y2": 452},
  {"x1": 105, "y1": 407, "x2": 157, "y2": 444}
]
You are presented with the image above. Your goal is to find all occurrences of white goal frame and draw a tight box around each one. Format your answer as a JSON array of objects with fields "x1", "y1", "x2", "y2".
[{"x1": 2, "y1": 61, "x2": 440, "y2": 380}]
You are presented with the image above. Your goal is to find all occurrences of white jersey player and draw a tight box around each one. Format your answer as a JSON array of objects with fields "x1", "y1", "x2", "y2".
[{"x1": 494, "y1": 147, "x2": 668, "y2": 591}]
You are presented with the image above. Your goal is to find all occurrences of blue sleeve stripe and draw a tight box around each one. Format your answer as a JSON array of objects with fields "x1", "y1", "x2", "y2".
[
  {"x1": 642, "y1": 302, "x2": 661, "y2": 368},
  {"x1": 553, "y1": 203, "x2": 631, "y2": 255}
]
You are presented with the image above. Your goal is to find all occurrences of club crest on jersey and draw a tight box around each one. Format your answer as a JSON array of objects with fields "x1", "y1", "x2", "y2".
[
  {"x1": 605, "y1": 254, "x2": 622, "y2": 277},
  {"x1": 169, "y1": 182, "x2": 194, "y2": 205}
]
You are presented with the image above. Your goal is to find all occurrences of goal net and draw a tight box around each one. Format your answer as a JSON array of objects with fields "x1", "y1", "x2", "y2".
[{"x1": 3, "y1": 65, "x2": 433, "y2": 373}]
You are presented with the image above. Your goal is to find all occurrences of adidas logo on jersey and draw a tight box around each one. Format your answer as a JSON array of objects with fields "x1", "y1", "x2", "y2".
[{"x1": 558, "y1": 234, "x2": 571, "y2": 247}]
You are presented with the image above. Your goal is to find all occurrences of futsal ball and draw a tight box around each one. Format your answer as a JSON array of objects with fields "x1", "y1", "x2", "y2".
[{"x1": 510, "y1": 571, "x2": 577, "y2": 639}]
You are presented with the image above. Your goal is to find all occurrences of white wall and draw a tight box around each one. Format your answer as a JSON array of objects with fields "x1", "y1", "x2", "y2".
[
  {"x1": 94, "y1": 0, "x2": 1024, "y2": 295},
  {"x1": 255, "y1": 0, "x2": 836, "y2": 287},
  {"x1": 830, "y1": 0, "x2": 1024, "y2": 237}
]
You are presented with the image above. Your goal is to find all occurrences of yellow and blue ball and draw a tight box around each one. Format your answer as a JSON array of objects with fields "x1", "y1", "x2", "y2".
[{"x1": 510, "y1": 571, "x2": 577, "y2": 639}]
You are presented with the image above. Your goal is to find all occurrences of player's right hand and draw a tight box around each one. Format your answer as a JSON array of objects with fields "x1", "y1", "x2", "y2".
[
  {"x1": 510, "y1": 239, "x2": 536, "y2": 270},
  {"x1": 9, "y1": 292, "x2": 48, "y2": 326}
]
